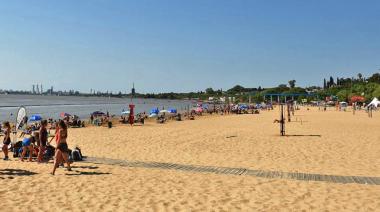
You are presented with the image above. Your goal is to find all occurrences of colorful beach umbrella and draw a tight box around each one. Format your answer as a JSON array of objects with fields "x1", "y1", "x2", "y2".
[
  {"x1": 350, "y1": 96, "x2": 365, "y2": 103},
  {"x1": 60, "y1": 112, "x2": 71, "y2": 118},
  {"x1": 29, "y1": 115, "x2": 42, "y2": 122}
]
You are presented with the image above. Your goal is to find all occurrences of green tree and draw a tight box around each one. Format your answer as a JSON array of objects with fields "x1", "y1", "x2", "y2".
[
  {"x1": 205, "y1": 88, "x2": 215, "y2": 95},
  {"x1": 336, "y1": 89, "x2": 349, "y2": 102},
  {"x1": 252, "y1": 92, "x2": 264, "y2": 102},
  {"x1": 368, "y1": 73, "x2": 380, "y2": 83},
  {"x1": 227, "y1": 85, "x2": 246, "y2": 94},
  {"x1": 372, "y1": 87, "x2": 380, "y2": 98},
  {"x1": 288, "y1": 80, "x2": 296, "y2": 88},
  {"x1": 357, "y1": 73, "x2": 363, "y2": 82}
]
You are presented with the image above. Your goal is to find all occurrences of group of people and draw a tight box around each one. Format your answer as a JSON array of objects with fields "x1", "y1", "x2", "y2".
[{"x1": 1, "y1": 119, "x2": 72, "y2": 175}]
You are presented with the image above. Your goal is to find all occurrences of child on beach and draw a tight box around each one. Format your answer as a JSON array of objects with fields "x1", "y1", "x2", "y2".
[{"x1": 2, "y1": 122, "x2": 11, "y2": 160}]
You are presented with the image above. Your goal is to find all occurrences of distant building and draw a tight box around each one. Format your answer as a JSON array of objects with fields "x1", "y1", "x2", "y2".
[{"x1": 131, "y1": 83, "x2": 136, "y2": 96}]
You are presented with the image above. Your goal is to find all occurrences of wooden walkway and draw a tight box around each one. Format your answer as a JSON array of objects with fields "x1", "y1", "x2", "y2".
[{"x1": 83, "y1": 157, "x2": 380, "y2": 186}]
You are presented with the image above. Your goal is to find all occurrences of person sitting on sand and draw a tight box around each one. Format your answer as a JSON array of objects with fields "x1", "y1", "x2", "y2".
[
  {"x1": 51, "y1": 120, "x2": 71, "y2": 175},
  {"x1": 20, "y1": 135, "x2": 36, "y2": 162},
  {"x1": 119, "y1": 116, "x2": 125, "y2": 124},
  {"x1": 38, "y1": 120, "x2": 48, "y2": 163},
  {"x1": 2, "y1": 122, "x2": 11, "y2": 161}
]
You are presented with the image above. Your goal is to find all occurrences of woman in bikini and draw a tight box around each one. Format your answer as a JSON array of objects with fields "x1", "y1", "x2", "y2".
[
  {"x1": 2, "y1": 122, "x2": 11, "y2": 160},
  {"x1": 51, "y1": 120, "x2": 71, "y2": 175}
]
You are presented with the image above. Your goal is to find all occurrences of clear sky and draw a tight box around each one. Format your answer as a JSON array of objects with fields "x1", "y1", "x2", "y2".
[{"x1": 0, "y1": 0, "x2": 379, "y2": 93}]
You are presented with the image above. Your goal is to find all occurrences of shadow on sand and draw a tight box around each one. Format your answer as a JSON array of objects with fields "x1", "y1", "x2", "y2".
[
  {"x1": 70, "y1": 165, "x2": 99, "y2": 170},
  {"x1": 65, "y1": 170, "x2": 111, "y2": 176},
  {"x1": 284, "y1": 134, "x2": 321, "y2": 137},
  {"x1": 0, "y1": 169, "x2": 37, "y2": 179}
]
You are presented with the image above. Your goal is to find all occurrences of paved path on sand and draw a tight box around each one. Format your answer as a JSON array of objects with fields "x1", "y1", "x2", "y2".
[{"x1": 82, "y1": 157, "x2": 380, "y2": 186}]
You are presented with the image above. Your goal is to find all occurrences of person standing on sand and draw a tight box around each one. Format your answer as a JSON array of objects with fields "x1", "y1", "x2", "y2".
[
  {"x1": 51, "y1": 120, "x2": 71, "y2": 175},
  {"x1": 2, "y1": 122, "x2": 11, "y2": 160},
  {"x1": 38, "y1": 120, "x2": 48, "y2": 163}
]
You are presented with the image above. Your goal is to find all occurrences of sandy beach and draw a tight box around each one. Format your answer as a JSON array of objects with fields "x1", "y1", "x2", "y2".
[{"x1": 1, "y1": 107, "x2": 379, "y2": 211}]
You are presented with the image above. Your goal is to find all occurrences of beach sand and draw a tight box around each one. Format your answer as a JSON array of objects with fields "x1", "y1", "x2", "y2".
[{"x1": 0, "y1": 107, "x2": 379, "y2": 211}]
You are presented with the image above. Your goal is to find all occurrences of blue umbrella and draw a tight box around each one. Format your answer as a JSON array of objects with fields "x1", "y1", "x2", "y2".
[
  {"x1": 239, "y1": 105, "x2": 248, "y2": 110},
  {"x1": 150, "y1": 108, "x2": 159, "y2": 115},
  {"x1": 29, "y1": 115, "x2": 42, "y2": 122},
  {"x1": 168, "y1": 109, "x2": 177, "y2": 113}
]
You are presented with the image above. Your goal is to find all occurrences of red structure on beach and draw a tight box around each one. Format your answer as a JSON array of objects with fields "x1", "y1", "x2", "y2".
[
  {"x1": 128, "y1": 104, "x2": 135, "y2": 125},
  {"x1": 350, "y1": 96, "x2": 365, "y2": 103}
]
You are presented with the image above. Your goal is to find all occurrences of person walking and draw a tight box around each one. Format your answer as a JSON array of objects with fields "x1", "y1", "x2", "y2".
[
  {"x1": 38, "y1": 120, "x2": 48, "y2": 163},
  {"x1": 51, "y1": 120, "x2": 71, "y2": 175},
  {"x1": 2, "y1": 122, "x2": 11, "y2": 160}
]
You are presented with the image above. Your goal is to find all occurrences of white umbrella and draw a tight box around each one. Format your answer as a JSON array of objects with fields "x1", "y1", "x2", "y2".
[
  {"x1": 149, "y1": 113, "x2": 158, "y2": 118},
  {"x1": 159, "y1": 110, "x2": 169, "y2": 113},
  {"x1": 121, "y1": 110, "x2": 130, "y2": 115},
  {"x1": 367, "y1": 97, "x2": 380, "y2": 108}
]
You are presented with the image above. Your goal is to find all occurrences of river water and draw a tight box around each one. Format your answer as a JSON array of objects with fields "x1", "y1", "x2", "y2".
[{"x1": 0, "y1": 94, "x2": 192, "y2": 121}]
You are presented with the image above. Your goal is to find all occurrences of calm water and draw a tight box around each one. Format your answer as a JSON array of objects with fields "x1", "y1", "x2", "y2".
[{"x1": 0, "y1": 94, "x2": 192, "y2": 121}]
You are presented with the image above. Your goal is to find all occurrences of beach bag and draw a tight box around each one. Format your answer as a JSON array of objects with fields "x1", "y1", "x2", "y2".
[
  {"x1": 76, "y1": 147, "x2": 83, "y2": 158},
  {"x1": 13, "y1": 147, "x2": 21, "y2": 158},
  {"x1": 71, "y1": 148, "x2": 82, "y2": 161},
  {"x1": 45, "y1": 146, "x2": 55, "y2": 158}
]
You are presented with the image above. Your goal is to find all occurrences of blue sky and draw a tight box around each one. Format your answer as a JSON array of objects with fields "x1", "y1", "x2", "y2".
[{"x1": 0, "y1": 0, "x2": 379, "y2": 93}]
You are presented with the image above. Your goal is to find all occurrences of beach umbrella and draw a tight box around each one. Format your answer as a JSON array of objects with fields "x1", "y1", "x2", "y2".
[
  {"x1": 91, "y1": 111, "x2": 105, "y2": 116},
  {"x1": 239, "y1": 104, "x2": 248, "y2": 110},
  {"x1": 149, "y1": 113, "x2": 158, "y2": 118},
  {"x1": 150, "y1": 108, "x2": 159, "y2": 115},
  {"x1": 29, "y1": 115, "x2": 42, "y2": 122},
  {"x1": 367, "y1": 97, "x2": 380, "y2": 108},
  {"x1": 60, "y1": 112, "x2": 71, "y2": 118},
  {"x1": 168, "y1": 109, "x2": 177, "y2": 114},
  {"x1": 351, "y1": 96, "x2": 365, "y2": 103},
  {"x1": 159, "y1": 110, "x2": 169, "y2": 113},
  {"x1": 16, "y1": 106, "x2": 27, "y2": 130}
]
